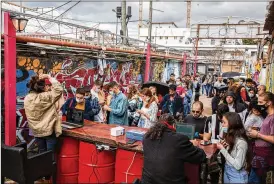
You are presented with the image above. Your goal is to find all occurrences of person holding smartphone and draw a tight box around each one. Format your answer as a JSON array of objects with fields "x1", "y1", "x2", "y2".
[{"x1": 217, "y1": 112, "x2": 251, "y2": 183}]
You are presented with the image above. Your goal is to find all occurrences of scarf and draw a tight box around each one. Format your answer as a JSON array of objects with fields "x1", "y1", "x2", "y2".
[{"x1": 162, "y1": 121, "x2": 176, "y2": 132}]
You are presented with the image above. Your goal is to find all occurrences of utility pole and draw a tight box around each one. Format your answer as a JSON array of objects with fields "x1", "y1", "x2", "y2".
[
  {"x1": 148, "y1": 0, "x2": 153, "y2": 43},
  {"x1": 138, "y1": 0, "x2": 143, "y2": 40},
  {"x1": 186, "y1": 0, "x2": 191, "y2": 28},
  {"x1": 121, "y1": 0, "x2": 127, "y2": 44},
  {"x1": 145, "y1": 0, "x2": 153, "y2": 82}
]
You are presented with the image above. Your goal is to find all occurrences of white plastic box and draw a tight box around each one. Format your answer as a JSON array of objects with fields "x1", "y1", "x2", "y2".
[{"x1": 110, "y1": 126, "x2": 125, "y2": 137}]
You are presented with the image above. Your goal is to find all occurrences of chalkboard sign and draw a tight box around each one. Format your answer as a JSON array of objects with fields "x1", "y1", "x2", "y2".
[{"x1": 176, "y1": 123, "x2": 196, "y2": 140}]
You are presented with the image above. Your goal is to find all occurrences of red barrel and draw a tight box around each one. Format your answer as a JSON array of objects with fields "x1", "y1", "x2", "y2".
[
  {"x1": 78, "y1": 141, "x2": 116, "y2": 183},
  {"x1": 57, "y1": 137, "x2": 79, "y2": 183},
  {"x1": 184, "y1": 162, "x2": 200, "y2": 184},
  {"x1": 115, "y1": 149, "x2": 144, "y2": 183}
]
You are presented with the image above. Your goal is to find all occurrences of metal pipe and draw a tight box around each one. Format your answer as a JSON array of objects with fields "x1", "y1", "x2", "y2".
[{"x1": 1, "y1": 34, "x2": 185, "y2": 60}]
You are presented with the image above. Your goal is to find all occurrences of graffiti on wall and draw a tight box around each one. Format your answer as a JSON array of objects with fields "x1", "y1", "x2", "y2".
[
  {"x1": 15, "y1": 55, "x2": 143, "y2": 149},
  {"x1": 151, "y1": 62, "x2": 165, "y2": 82}
]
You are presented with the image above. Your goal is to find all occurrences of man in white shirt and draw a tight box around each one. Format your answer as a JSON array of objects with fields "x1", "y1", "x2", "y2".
[{"x1": 214, "y1": 76, "x2": 226, "y2": 88}]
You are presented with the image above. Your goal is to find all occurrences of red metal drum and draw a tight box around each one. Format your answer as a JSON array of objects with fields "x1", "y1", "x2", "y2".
[
  {"x1": 57, "y1": 137, "x2": 79, "y2": 183},
  {"x1": 115, "y1": 149, "x2": 144, "y2": 183},
  {"x1": 184, "y1": 162, "x2": 200, "y2": 184},
  {"x1": 78, "y1": 141, "x2": 116, "y2": 183}
]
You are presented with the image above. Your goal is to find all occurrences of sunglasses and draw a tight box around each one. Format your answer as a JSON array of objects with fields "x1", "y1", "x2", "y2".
[{"x1": 192, "y1": 110, "x2": 201, "y2": 114}]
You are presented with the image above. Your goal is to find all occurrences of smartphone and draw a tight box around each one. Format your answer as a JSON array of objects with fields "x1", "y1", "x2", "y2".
[
  {"x1": 200, "y1": 140, "x2": 212, "y2": 146},
  {"x1": 127, "y1": 139, "x2": 137, "y2": 144}
]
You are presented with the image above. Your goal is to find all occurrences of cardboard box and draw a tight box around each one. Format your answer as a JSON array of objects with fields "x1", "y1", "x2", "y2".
[
  {"x1": 110, "y1": 126, "x2": 125, "y2": 137},
  {"x1": 126, "y1": 130, "x2": 146, "y2": 141}
]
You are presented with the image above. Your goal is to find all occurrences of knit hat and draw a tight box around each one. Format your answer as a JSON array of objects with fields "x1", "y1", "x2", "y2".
[{"x1": 225, "y1": 91, "x2": 236, "y2": 99}]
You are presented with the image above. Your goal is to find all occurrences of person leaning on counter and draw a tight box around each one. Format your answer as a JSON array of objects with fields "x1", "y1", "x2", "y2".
[
  {"x1": 103, "y1": 81, "x2": 129, "y2": 125},
  {"x1": 61, "y1": 88, "x2": 100, "y2": 121},
  {"x1": 141, "y1": 114, "x2": 206, "y2": 184}
]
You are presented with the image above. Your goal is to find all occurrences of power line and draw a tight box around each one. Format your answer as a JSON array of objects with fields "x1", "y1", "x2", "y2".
[
  {"x1": 30, "y1": 1, "x2": 73, "y2": 20},
  {"x1": 36, "y1": 1, "x2": 81, "y2": 32}
]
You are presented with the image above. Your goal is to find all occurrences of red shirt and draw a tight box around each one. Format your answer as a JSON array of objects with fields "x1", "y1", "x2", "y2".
[{"x1": 176, "y1": 86, "x2": 185, "y2": 96}]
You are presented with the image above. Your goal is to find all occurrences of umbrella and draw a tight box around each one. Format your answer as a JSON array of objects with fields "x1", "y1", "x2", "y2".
[
  {"x1": 222, "y1": 72, "x2": 241, "y2": 78},
  {"x1": 142, "y1": 81, "x2": 169, "y2": 96}
]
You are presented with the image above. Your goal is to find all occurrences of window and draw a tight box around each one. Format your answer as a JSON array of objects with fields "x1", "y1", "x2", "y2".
[
  {"x1": 152, "y1": 36, "x2": 154, "y2": 40},
  {"x1": 160, "y1": 36, "x2": 163, "y2": 40},
  {"x1": 174, "y1": 36, "x2": 177, "y2": 40},
  {"x1": 166, "y1": 37, "x2": 168, "y2": 40},
  {"x1": 211, "y1": 39, "x2": 215, "y2": 45}
]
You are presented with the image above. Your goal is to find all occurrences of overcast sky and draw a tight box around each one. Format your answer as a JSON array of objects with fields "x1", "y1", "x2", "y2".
[{"x1": 20, "y1": 1, "x2": 268, "y2": 37}]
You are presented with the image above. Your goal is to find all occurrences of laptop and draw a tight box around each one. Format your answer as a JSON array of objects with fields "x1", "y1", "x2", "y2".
[
  {"x1": 176, "y1": 123, "x2": 196, "y2": 140},
  {"x1": 62, "y1": 109, "x2": 84, "y2": 129}
]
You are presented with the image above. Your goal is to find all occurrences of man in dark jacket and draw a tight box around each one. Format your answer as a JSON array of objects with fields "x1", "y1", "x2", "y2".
[
  {"x1": 142, "y1": 114, "x2": 206, "y2": 184},
  {"x1": 160, "y1": 84, "x2": 183, "y2": 119},
  {"x1": 61, "y1": 88, "x2": 100, "y2": 121},
  {"x1": 224, "y1": 91, "x2": 247, "y2": 122}
]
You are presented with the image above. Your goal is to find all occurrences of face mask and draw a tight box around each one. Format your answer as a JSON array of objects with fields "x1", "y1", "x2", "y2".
[
  {"x1": 84, "y1": 96, "x2": 90, "y2": 99},
  {"x1": 248, "y1": 93, "x2": 254, "y2": 98},
  {"x1": 95, "y1": 88, "x2": 100, "y2": 92},
  {"x1": 109, "y1": 91, "x2": 114, "y2": 96},
  {"x1": 246, "y1": 87, "x2": 250, "y2": 91},
  {"x1": 182, "y1": 85, "x2": 187, "y2": 88},
  {"x1": 76, "y1": 98, "x2": 84, "y2": 103},
  {"x1": 239, "y1": 82, "x2": 243, "y2": 86},
  {"x1": 146, "y1": 97, "x2": 150, "y2": 102},
  {"x1": 176, "y1": 82, "x2": 181, "y2": 85},
  {"x1": 258, "y1": 103, "x2": 268, "y2": 113},
  {"x1": 222, "y1": 127, "x2": 228, "y2": 133}
]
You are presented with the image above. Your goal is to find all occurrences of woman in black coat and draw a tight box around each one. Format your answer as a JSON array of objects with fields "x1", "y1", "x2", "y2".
[{"x1": 141, "y1": 114, "x2": 206, "y2": 184}]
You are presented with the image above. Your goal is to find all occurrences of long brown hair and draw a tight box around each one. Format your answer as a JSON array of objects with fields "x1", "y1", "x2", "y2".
[
  {"x1": 142, "y1": 88, "x2": 156, "y2": 108},
  {"x1": 127, "y1": 84, "x2": 138, "y2": 99},
  {"x1": 27, "y1": 75, "x2": 45, "y2": 93},
  {"x1": 223, "y1": 112, "x2": 251, "y2": 171}
]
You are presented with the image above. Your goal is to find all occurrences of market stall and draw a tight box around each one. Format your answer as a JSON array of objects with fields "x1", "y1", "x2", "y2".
[{"x1": 57, "y1": 121, "x2": 217, "y2": 184}]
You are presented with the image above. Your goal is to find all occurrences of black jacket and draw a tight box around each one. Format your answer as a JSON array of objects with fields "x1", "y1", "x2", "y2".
[
  {"x1": 160, "y1": 93, "x2": 183, "y2": 117},
  {"x1": 142, "y1": 130, "x2": 206, "y2": 184},
  {"x1": 211, "y1": 96, "x2": 221, "y2": 114}
]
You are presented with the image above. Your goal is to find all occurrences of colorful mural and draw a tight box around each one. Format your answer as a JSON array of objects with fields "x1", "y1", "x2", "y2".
[{"x1": 14, "y1": 55, "x2": 144, "y2": 149}]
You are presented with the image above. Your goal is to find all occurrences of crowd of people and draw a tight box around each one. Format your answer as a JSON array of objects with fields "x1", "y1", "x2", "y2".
[{"x1": 23, "y1": 72, "x2": 273, "y2": 184}]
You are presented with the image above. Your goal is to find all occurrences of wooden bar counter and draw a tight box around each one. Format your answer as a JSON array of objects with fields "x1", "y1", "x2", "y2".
[{"x1": 59, "y1": 121, "x2": 218, "y2": 183}]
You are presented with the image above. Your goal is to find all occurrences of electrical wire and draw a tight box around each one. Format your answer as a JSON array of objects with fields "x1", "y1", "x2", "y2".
[
  {"x1": 125, "y1": 152, "x2": 137, "y2": 183},
  {"x1": 35, "y1": 19, "x2": 52, "y2": 35},
  {"x1": 36, "y1": 1, "x2": 81, "y2": 32},
  {"x1": 29, "y1": 1, "x2": 73, "y2": 20}
]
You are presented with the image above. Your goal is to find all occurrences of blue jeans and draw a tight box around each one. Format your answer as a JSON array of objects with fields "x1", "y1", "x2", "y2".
[
  {"x1": 224, "y1": 164, "x2": 248, "y2": 183},
  {"x1": 205, "y1": 84, "x2": 211, "y2": 96},
  {"x1": 202, "y1": 85, "x2": 206, "y2": 95},
  {"x1": 35, "y1": 134, "x2": 57, "y2": 161},
  {"x1": 183, "y1": 103, "x2": 190, "y2": 117},
  {"x1": 248, "y1": 168, "x2": 261, "y2": 184}
]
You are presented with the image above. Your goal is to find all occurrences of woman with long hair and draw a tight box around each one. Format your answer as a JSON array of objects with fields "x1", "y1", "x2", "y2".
[
  {"x1": 127, "y1": 84, "x2": 142, "y2": 126},
  {"x1": 142, "y1": 114, "x2": 206, "y2": 184},
  {"x1": 136, "y1": 88, "x2": 158, "y2": 128},
  {"x1": 24, "y1": 74, "x2": 63, "y2": 157},
  {"x1": 217, "y1": 112, "x2": 251, "y2": 183}
]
